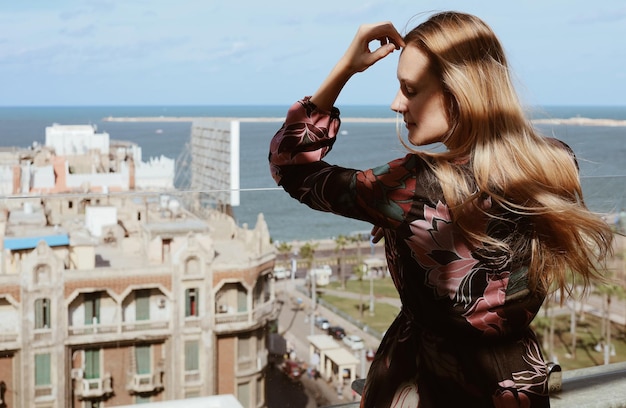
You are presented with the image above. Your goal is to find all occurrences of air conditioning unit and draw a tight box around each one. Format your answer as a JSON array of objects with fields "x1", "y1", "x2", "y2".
[
  {"x1": 217, "y1": 304, "x2": 229, "y2": 313},
  {"x1": 71, "y1": 368, "x2": 84, "y2": 380},
  {"x1": 155, "y1": 296, "x2": 167, "y2": 308}
]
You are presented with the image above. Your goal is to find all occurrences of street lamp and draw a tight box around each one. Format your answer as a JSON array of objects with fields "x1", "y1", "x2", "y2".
[
  {"x1": 369, "y1": 270, "x2": 375, "y2": 316},
  {"x1": 291, "y1": 252, "x2": 297, "y2": 284},
  {"x1": 310, "y1": 270, "x2": 317, "y2": 336}
]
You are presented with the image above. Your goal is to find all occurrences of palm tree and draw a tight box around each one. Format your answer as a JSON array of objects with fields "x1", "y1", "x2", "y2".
[
  {"x1": 299, "y1": 241, "x2": 318, "y2": 275},
  {"x1": 276, "y1": 240, "x2": 292, "y2": 257},
  {"x1": 353, "y1": 263, "x2": 367, "y2": 318},
  {"x1": 566, "y1": 272, "x2": 586, "y2": 359},
  {"x1": 595, "y1": 280, "x2": 626, "y2": 365},
  {"x1": 275, "y1": 241, "x2": 292, "y2": 267},
  {"x1": 533, "y1": 292, "x2": 557, "y2": 362},
  {"x1": 334, "y1": 234, "x2": 350, "y2": 289}
]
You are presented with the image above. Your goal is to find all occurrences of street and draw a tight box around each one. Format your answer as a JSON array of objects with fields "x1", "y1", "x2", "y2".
[{"x1": 267, "y1": 278, "x2": 376, "y2": 406}]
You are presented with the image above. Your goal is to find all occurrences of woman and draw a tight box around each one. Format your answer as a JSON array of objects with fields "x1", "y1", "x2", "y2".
[{"x1": 269, "y1": 11, "x2": 613, "y2": 407}]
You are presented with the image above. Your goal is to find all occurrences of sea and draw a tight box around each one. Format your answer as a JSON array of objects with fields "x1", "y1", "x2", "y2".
[{"x1": 1, "y1": 105, "x2": 625, "y2": 242}]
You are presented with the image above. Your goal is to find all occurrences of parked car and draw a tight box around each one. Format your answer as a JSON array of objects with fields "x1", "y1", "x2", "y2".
[
  {"x1": 281, "y1": 359, "x2": 304, "y2": 381},
  {"x1": 342, "y1": 334, "x2": 365, "y2": 350},
  {"x1": 366, "y1": 348, "x2": 376, "y2": 362},
  {"x1": 327, "y1": 326, "x2": 346, "y2": 339},
  {"x1": 273, "y1": 266, "x2": 290, "y2": 280},
  {"x1": 314, "y1": 316, "x2": 330, "y2": 330}
]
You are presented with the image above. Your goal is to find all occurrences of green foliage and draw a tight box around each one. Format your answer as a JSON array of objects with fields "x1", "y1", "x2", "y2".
[
  {"x1": 327, "y1": 278, "x2": 399, "y2": 298},
  {"x1": 276, "y1": 241, "x2": 292, "y2": 255},
  {"x1": 320, "y1": 293, "x2": 399, "y2": 334},
  {"x1": 531, "y1": 313, "x2": 626, "y2": 370},
  {"x1": 299, "y1": 241, "x2": 318, "y2": 268}
]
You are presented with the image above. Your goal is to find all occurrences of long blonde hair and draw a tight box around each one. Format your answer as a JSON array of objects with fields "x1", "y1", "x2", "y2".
[{"x1": 404, "y1": 11, "x2": 613, "y2": 296}]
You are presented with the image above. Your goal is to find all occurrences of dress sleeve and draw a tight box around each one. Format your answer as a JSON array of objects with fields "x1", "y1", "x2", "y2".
[
  {"x1": 269, "y1": 98, "x2": 431, "y2": 230},
  {"x1": 269, "y1": 96, "x2": 340, "y2": 184}
]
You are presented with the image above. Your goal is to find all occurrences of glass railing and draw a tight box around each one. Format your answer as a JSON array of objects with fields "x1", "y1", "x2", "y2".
[{"x1": 1, "y1": 172, "x2": 624, "y2": 408}]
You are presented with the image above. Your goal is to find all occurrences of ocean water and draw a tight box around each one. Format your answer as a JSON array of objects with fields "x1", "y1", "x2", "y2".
[{"x1": 0, "y1": 105, "x2": 625, "y2": 242}]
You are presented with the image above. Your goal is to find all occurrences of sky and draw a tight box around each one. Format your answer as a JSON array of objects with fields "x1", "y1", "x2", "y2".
[{"x1": 1, "y1": 0, "x2": 625, "y2": 107}]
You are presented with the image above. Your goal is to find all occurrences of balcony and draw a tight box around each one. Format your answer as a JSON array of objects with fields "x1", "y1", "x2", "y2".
[
  {"x1": 126, "y1": 370, "x2": 165, "y2": 395},
  {"x1": 74, "y1": 373, "x2": 113, "y2": 400},
  {"x1": 214, "y1": 299, "x2": 277, "y2": 332},
  {"x1": 68, "y1": 323, "x2": 118, "y2": 336},
  {"x1": 0, "y1": 332, "x2": 18, "y2": 344},
  {"x1": 121, "y1": 320, "x2": 169, "y2": 333},
  {"x1": 32, "y1": 328, "x2": 52, "y2": 342}
]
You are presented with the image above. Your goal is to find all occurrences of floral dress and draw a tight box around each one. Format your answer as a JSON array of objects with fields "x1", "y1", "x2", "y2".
[{"x1": 269, "y1": 97, "x2": 550, "y2": 407}]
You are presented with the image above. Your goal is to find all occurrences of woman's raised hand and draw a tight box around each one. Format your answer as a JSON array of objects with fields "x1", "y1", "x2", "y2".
[
  {"x1": 310, "y1": 22, "x2": 404, "y2": 112},
  {"x1": 340, "y1": 22, "x2": 405, "y2": 75}
]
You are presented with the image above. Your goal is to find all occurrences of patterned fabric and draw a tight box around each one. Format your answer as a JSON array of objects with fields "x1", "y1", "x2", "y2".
[{"x1": 269, "y1": 97, "x2": 550, "y2": 407}]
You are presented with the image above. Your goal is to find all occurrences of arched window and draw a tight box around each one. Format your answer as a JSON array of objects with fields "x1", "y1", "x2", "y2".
[
  {"x1": 34, "y1": 264, "x2": 51, "y2": 284},
  {"x1": 185, "y1": 257, "x2": 200, "y2": 275}
]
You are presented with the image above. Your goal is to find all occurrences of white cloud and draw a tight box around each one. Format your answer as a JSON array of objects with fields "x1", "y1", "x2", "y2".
[{"x1": 0, "y1": 0, "x2": 624, "y2": 105}]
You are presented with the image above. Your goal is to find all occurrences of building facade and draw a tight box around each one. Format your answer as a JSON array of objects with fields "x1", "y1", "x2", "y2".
[{"x1": 0, "y1": 191, "x2": 277, "y2": 408}]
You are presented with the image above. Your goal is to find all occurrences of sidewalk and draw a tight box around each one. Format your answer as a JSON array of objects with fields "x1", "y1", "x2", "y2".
[{"x1": 278, "y1": 279, "x2": 366, "y2": 405}]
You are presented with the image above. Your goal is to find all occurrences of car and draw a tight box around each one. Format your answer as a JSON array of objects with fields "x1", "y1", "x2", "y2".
[
  {"x1": 273, "y1": 266, "x2": 290, "y2": 280},
  {"x1": 342, "y1": 334, "x2": 365, "y2": 350},
  {"x1": 314, "y1": 316, "x2": 330, "y2": 330},
  {"x1": 281, "y1": 359, "x2": 303, "y2": 381},
  {"x1": 327, "y1": 326, "x2": 346, "y2": 339}
]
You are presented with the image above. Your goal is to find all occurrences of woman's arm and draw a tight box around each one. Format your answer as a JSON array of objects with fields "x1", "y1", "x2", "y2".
[{"x1": 310, "y1": 22, "x2": 404, "y2": 112}]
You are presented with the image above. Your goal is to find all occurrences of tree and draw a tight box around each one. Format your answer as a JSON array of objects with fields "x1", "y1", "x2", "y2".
[
  {"x1": 566, "y1": 271, "x2": 586, "y2": 359},
  {"x1": 276, "y1": 241, "x2": 292, "y2": 258},
  {"x1": 534, "y1": 292, "x2": 557, "y2": 363},
  {"x1": 299, "y1": 241, "x2": 318, "y2": 272},
  {"x1": 595, "y1": 280, "x2": 626, "y2": 365},
  {"x1": 334, "y1": 234, "x2": 350, "y2": 289},
  {"x1": 353, "y1": 263, "x2": 367, "y2": 318}
]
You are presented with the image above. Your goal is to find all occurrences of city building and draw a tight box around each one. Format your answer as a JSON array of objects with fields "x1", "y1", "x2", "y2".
[{"x1": 0, "y1": 125, "x2": 278, "y2": 408}]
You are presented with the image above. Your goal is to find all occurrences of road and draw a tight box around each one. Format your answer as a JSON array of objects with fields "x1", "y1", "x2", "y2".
[{"x1": 272, "y1": 278, "x2": 375, "y2": 406}]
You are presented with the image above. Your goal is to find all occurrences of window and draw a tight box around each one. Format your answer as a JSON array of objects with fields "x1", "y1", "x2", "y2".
[
  {"x1": 237, "y1": 288, "x2": 247, "y2": 313},
  {"x1": 238, "y1": 335, "x2": 250, "y2": 360},
  {"x1": 135, "y1": 289, "x2": 150, "y2": 321},
  {"x1": 257, "y1": 376, "x2": 264, "y2": 407},
  {"x1": 136, "y1": 345, "x2": 151, "y2": 375},
  {"x1": 35, "y1": 298, "x2": 51, "y2": 329},
  {"x1": 185, "y1": 288, "x2": 198, "y2": 317},
  {"x1": 135, "y1": 395, "x2": 151, "y2": 404},
  {"x1": 184, "y1": 340, "x2": 199, "y2": 372},
  {"x1": 35, "y1": 353, "x2": 51, "y2": 386},
  {"x1": 84, "y1": 292, "x2": 100, "y2": 325},
  {"x1": 237, "y1": 381, "x2": 250, "y2": 408},
  {"x1": 161, "y1": 238, "x2": 172, "y2": 262},
  {"x1": 84, "y1": 349, "x2": 100, "y2": 380}
]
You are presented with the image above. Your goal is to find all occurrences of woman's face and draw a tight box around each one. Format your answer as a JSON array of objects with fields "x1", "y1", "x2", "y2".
[{"x1": 391, "y1": 45, "x2": 450, "y2": 146}]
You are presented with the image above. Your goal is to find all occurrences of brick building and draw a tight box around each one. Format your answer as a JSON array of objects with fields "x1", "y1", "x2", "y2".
[{"x1": 0, "y1": 192, "x2": 278, "y2": 408}]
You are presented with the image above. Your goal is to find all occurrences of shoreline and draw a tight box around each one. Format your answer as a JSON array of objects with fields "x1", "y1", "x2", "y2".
[{"x1": 102, "y1": 116, "x2": 626, "y2": 127}]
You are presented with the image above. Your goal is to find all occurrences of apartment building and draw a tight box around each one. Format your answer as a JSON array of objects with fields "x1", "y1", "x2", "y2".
[{"x1": 0, "y1": 190, "x2": 277, "y2": 408}]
